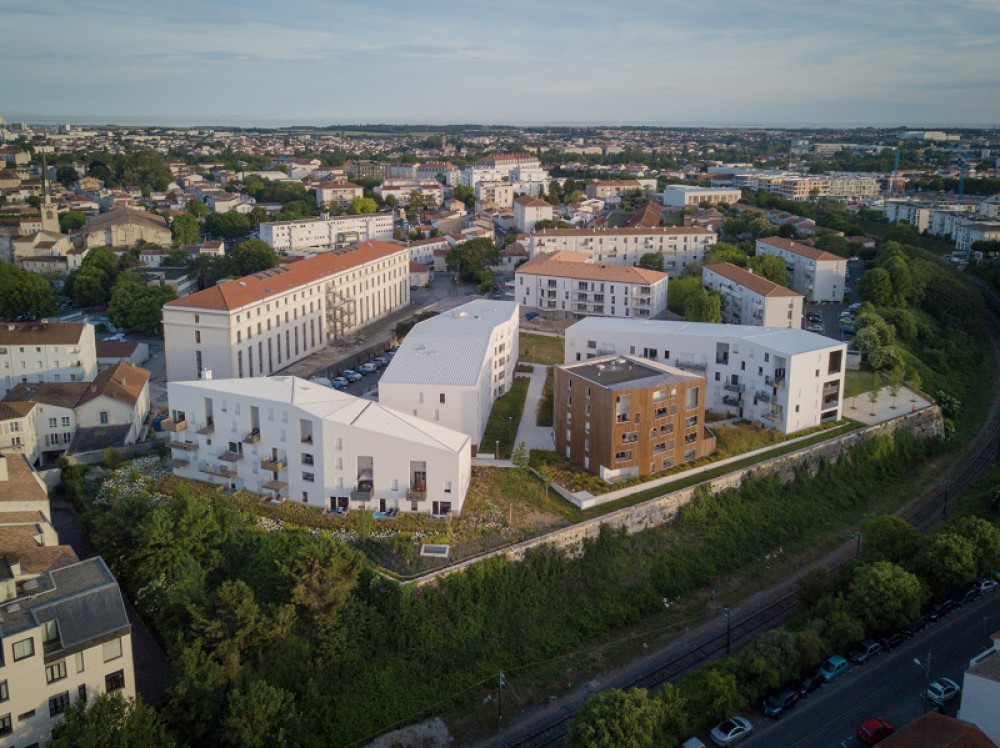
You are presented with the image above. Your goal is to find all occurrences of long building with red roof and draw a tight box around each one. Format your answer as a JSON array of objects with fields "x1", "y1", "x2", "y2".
[
  {"x1": 163, "y1": 240, "x2": 410, "y2": 381},
  {"x1": 530, "y1": 226, "x2": 716, "y2": 273},
  {"x1": 755, "y1": 236, "x2": 847, "y2": 303}
]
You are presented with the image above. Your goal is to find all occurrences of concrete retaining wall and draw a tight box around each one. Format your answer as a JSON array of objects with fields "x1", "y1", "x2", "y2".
[
  {"x1": 62, "y1": 436, "x2": 168, "y2": 466},
  {"x1": 406, "y1": 407, "x2": 942, "y2": 587}
]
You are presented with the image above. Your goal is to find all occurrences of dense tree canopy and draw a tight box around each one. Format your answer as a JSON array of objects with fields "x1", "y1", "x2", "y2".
[
  {"x1": 107, "y1": 272, "x2": 176, "y2": 333},
  {"x1": 171, "y1": 213, "x2": 201, "y2": 247},
  {"x1": 50, "y1": 692, "x2": 176, "y2": 748},
  {"x1": 59, "y1": 210, "x2": 87, "y2": 233},
  {"x1": 204, "y1": 212, "x2": 252, "y2": 242},
  {"x1": 445, "y1": 238, "x2": 500, "y2": 281},
  {"x1": 0, "y1": 262, "x2": 58, "y2": 319}
]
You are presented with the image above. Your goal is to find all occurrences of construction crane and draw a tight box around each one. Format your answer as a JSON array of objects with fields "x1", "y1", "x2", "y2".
[{"x1": 892, "y1": 141, "x2": 902, "y2": 197}]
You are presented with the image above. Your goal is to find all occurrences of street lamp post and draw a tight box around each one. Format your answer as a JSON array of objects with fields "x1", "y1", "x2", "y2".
[
  {"x1": 914, "y1": 654, "x2": 932, "y2": 712},
  {"x1": 854, "y1": 531, "x2": 863, "y2": 558}
]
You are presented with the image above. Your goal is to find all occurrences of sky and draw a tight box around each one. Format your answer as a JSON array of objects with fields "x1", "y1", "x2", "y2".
[{"x1": 2, "y1": 0, "x2": 1000, "y2": 128}]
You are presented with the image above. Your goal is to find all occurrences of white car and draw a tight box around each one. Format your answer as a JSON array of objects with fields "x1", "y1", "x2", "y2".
[
  {"x1": 358, "y1": 363, "x2": 378, "y2": 375},
  {"x1": 710, "y1": 716, "x2": 752, "y2": 746},
  {"x1": 976, "y1": 577, "x2": 998, "y2": 594},
  {"x1": 926, "y1": 678, "x2": 961, "y2": 704}
]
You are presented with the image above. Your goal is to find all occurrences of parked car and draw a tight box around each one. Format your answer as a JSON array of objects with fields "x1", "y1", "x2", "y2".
[
  {"x1": 953, "y1": 584, "x2": 980, "y2": 606},
  {"x1": 682, "y1": 739, "x2": 707, "y2": 748},
  {"x1": 342, "y1": 370, "x2": 362, "y2": 383},
  {"x1": 926, "y1": 678, "x2": 961, "y2": 704},
  {"x1": 856, "y1": 717, "x2": 895, "y2": 745},
  {"x1": 806, "y1": 321, "x2": 825, "y2": 333},
  {"x1": 709, "y1": 716, "x2": 752, "y2": 746},
  {"x1": 975, "y1": 577, "x2": 999, "y2": 594},
  {"x1": 331, "y1": 377, "x2": 349, "y2": 388},
  {"x1": 840, "y1": 323, "x2": 856, "y2": 335},
  {"x1": 374, "y1": 354, "x2": 391, "y2": 365},
  {"x1": 902, "y1": 615, "x2": 930, "y2": 637},
  {"x1": 875, "y1": 632, "x2": 906, "y2": 651},
  {"x1": 849, "y1": 302, "x2": 863, "y2": 312},
  {"x1": 796, "y1": 671, "x2": 824, "y2": 698},
  {"x1": 819, "y1": 655, "x2": 849, "y2": 682},
  {"x1": 848, "y1": 639, "x2": 883, "y2": 665},
  {"x1": 762, "y1": 689, "x2": 798, "y2": 719},
  {"x1": 310, "y1": 377, "x2": 333, "y2": 388},
  {"x1": 358, "y1": 362, "x2": 378, "y2": 375},
  {"x1": 925, "y1": 599, "x2": 954, "y2": 621}
]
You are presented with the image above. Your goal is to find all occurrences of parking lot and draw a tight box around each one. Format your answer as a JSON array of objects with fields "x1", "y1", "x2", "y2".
[
  {"x1": 310, "y1": 350, "x2": 394, "y2": 399},
  {"x1": 803, "y1": 258, "x2": 866, "y2": 344}
]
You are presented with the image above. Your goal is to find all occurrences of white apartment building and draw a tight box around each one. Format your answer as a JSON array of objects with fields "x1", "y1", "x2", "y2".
[
  {"x1": 954, "y1": 221, "x2": 1000, "y2": 253},
  {"x1": 531, "y1": 227, "x2": 715, "y2": 274},
  {"x1": 586, "y1": 180, "x2": 643, "y2": 200},
  {"x1": 565, "y1": 317, "x2": 847, "y2": 434},
  {"x1": 755, "y1": 237, "x2": 847, "y2": 303},
  {"x1": 166, "y1": 377, "x2": 471, "y2": 515},
  {"x1": 703, "y1": 262, "x2": 803, "y2": 328},
  {"x1": 379, "y1": 300, "x2": 519, "y2": 450},
  {"x1": 407, "y1": 236, "x2": 451, "y2": 266},
  {"x1": 884, "y1": 199, "x2": 977, "y2": 234},
  {"x1": 661, "y1": 185, "x2": 741, "y2": 207},
  {"x1": 958, "y1": 631, "x2": 1000, "y2": 744},
  {"x1": 415, "y1": 162, "x2": 458, "y2": 186},
  {"x1": 475, "y1": 181, "x2": 515, "y2": 209},
  {"x1": 515, "y1": 251, "x2": 668, "y2": 319},
  {"x1": 315, "y1": 181, "x2": 363, "y2": 209},
  {"x1": 260, "y1": 213, "x2": 394, "y2": 252},
  {"x1": 513, "y1": 195, "x2": 553, "y2": 233},
  {"x1": 459, "y1": 155, "x2": 550, "y2": 196},
  {"x1": 824, "y1": 174, "x2": 880, "y2": 200},
  {"x1": 0, "y1": 322, "x2": 98, "y2": 398},
  {"x1": 375, "y1": 180, "x2": 444, "y2": 207},
  {"x1": 162, "y1": 241, "x2": 410, "y2": 382}
]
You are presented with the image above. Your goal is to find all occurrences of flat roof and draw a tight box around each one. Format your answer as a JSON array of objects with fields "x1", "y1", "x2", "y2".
[{"x1": 563, "y1": 355, "x2": 701, "y2": 389}]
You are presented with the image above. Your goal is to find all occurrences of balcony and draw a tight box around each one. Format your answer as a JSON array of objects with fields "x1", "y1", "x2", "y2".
[
  {"x1": 160, "y1": 419, "x2": 186, "y2": 433},
  {"x1": 823, "y1": 382, "x2": 840, "y2": 396},
  {"x1": 261, "y1": 456, "x2": 287, "y2": 471},
  {"x1": 218, "y1": 450, "x2": 243, "y2": 463},
  {"x1": 244, "y1": 429, "x2": 261, "y2": 444},
  {"x1": 765, "y1": 375, "x2": 786, "y2": 389},
  {"x1": 715, "y1": 354, "x2": 729, "y2": 365},
  {"x1": 351, "y1": 489, "x2": 372, "y2": 501},
  {"x1": 675, "y1": 360, "x2": 707, "y2": 372},
  {"x1": 199, "y1": 463, "x2": 237, "y2": 478},
  {"x1": 723, "y1": 382, "x2": 744, "y2": 392},
  {"x1": 407, "y1": 485, "x2": 427, "y2": 501},
  {"x1": 197, "y1": 421, "x2": 215, "y2": 435},
  {"x1": 263, "y1": 478, "x2": 288, "y2": 490},
  {"x1": 169, "y1": 440, "x2": 197, "y2": 452},
  {"x1": 723, "y1": 395, "x2": 742, "y2": 407},
  {"x1": 166, "y1": 457, "x2": 189, "y2": 468},
  {"x1": 756, "y1": 390, "x2": 773, "y2": 404}
]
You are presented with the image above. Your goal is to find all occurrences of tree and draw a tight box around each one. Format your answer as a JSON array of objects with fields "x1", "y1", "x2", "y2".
[
  {"x1": 204, "y1": 212, "x2": 251, "y2": 242},
  {"x1": 847, "y1": 561, "x2": 923, "y2": 633},
  {"x1": 185, "y1": 199, "x2": 208, "y2": 218},
  {"x1": 747, "y1": 254, "x2": 789, "y2": 287},
  {"x1": 228, "y1": 239, "x2": 279, "y2": 276},
  {"x1": 453, "y1": 185, "x2": 475, "y2": 207},
  {"x1": 907, "y1": 368, "x2": 922, "y2": 402},
  {"x1": 69, "y1": 270, "x2": 108, "y2": 308},
  {"x1": 162, "y1": 249, "x2": 194, "y2": 267},
  {"x1": 703, "y1": 242, "x2": 749, "y2": 267},
  {"x1": 638, "y1": 253, "x2": 664, "y2": 271},
  {"x1": 666, "y1": 275, "x2": 702, "y2": 315},
  {"x1": 913, "y1": 532, "x2": 979, "y2": 598},
  {"x1": 950, "y1": 517, "x2": 1000, "y2": 577},
  {"x1": 685, "y1": 289, "x2": 722, "y2": 323},
  {"x1": 690, "y1": 669, "x2": 746, "y2": 724},
  {"x1": 866, "y1": 375, "x2": 882, "y2": 415},
  {"x1": 49, "y1": 691, "x2": 176, "y2": 748},
  {"x1": 350, "y1": 196, "x2": 377, "y2": 214},
  {"x1": 55, "y1": 164, "x2": 79, "y2": 188},
  {"x1": 107, "y1": 275, "x2": 176, "y2": 333},
  {"x1": 533, "y1": 219, "x2": 572, "y2": 231},
  {"x1": 0, "y1": 262, "x2": 58, "y2": 319},
  {"x1": 857, "y1": 268, "x2": 894, "y2": 306},
  {"x1": 171, "y1": 213, "x2": 201, "y2": 247},
  {"x1": 863, "y1": 516, "x2": 920, "y2": 566},
  {"x1": 445, "y1": 238, "x2": 500, "y2": 281},
  {"x1": 59, "y1": 210, "x2": 87, "y2": 233},
  {"x1": 568, "y1": 688, "x2": 661, "y2": 748},
  {"x1": 888, "y1": 370, "x2": 903, "y2": 409},
  {"x1": 511, "y1": 441, "x2": 529, "y2": 470}
]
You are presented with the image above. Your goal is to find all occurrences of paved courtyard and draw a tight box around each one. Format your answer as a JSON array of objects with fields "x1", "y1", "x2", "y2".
[{"x1": 842, "y1": 384, "x2": 933, "y2": 425}]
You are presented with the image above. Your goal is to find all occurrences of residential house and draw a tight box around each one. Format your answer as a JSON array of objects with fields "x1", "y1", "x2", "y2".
[
  {"x1": 513, "y1": 195, "x2": 553, "y2": 233},
  {"x1": 703, "y1": 262, "x2": 803, "y2": 328},
  {"x1": 0, "y1": 322, "x2": 98, "y2": 398},
  {"x1": 958, "y1": 631, "x2": 1000, "y2": 745},
  {"x1": 315, "y1": 181, "x2": 364, "y2": 210}
]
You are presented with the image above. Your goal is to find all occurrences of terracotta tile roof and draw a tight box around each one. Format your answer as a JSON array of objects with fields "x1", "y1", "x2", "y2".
[
  {"x1": 77, "y1": 361, "x2": 149, "y2": 408},
  {"x1": 0, "y1": 322, "x2": 87, "y2": 346},
  {"x1": 517, "y1": 251, "x2": 667, "y2": 284},
  {"x1": 514, "y1": 195, "x2": 552, "y2": 208},
  {"x1": 0, "y1": 526, "x2": 78, "y2": 575},
  {"x1": 408, "y1": 237, "x2": 450, "y2": 247},
  {"x1": 3, "y1": 382, "x2": 89, "y2": 410},
  {"x1": 0, "y1": 454, "x2": 48, "y2": 504},
  {"x1": 704, "y1": 262, "x2": 802, "y2": 298},
  {"x1": 880, "y1": 711, "x2": 997, "y2": 747},
  {"x1": 165, "y1": 240, "x2": 407, "y2": 312},
  {"x1": 0, "y1": 401, "x2": 35, "y2": 421},
  {"x1": 595, "y1": 180, "x2": 641, "y2": 187},
  {"x1": 317, "y1": 181, "x2": 362, "y2": 190},
  {"x1": 535, "y1": 226, "x2": 714, "y2": 238},
  {"x1": 95, "y1": 341, "x2": 141, "y2": 358},
  {"x1": 758, "y1": 236, "x2": 843, "y2": 262},
  {"x1": 85, "y1": 207, "x2": 168, "y2": 234},
  {"x1": 409, "y1": 261, "x2": 429, "y2": 272}
]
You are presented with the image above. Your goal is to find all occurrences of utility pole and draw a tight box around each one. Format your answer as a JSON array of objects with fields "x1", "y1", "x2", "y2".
[
  {"x1": 725, "y1": 607, "x2": 734, "y2": 654},
  {"x1": 914, "y1": 654, "x2": 931, "y2": 712},
  {"x1": 497, "y1": 671, "x2": 505, "y2": 734},
  {"x1": 854, "y1": 531, "x2": 863, "y2": 558}
]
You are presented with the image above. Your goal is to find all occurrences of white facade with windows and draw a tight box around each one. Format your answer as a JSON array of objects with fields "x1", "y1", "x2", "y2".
[
  {"x1": 565, "y1": 318, "x2": 847, "y2": 434},
  {"x1": 163, "y1": 241, "x2": 410, "y2": 383},
  {"x1": 379, "y1": 301, "x2": 519, "y2": 449},
  {"x1": 0, "y1": 323, "x2": 98, "y2": 398},
  {"x1": 166, "y1": 377, "x2": 472, "y2": 515},
  {"x1": 754, "y1": 237, "x2": 847, "y2": 303},
  {"x1": 703, "y1": 262, "x2": 803, "y2": 328},
  {"x1": 260, "y1": 213, "x2": 394, "y2": 252},
  {"x1": 661, "y1": 186, "x2": 741, "y2": 207},
  {"x1": 459, "y1": 156, "x2": 551, "y2": 196},
  {"x1": 513, "y1": 196, "x2": 553, "y2": 233},
  {"x1": 959, "y1": 633, "x2": 1000, "y2": 744},
  {"x1": 531, "y1": 227, "x2": 715, "y2": 273}
]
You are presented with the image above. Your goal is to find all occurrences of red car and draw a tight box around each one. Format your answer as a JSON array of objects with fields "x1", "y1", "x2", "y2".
[{"x1": 857, "y1": 717, "x2": 895, "y2": 745}]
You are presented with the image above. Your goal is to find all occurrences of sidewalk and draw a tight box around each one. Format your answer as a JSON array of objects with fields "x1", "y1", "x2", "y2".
[{"x1": 514, "y1": 366, "x2": 554, "y2": 453}]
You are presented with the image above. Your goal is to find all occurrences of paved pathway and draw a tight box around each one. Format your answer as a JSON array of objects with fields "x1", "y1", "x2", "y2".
[
  {"x1": 844, "y1": 385, "x2": 931, "y2": 425},
  {"x1": 514, "y1": 366, "x2": 555, "y2": 453}
]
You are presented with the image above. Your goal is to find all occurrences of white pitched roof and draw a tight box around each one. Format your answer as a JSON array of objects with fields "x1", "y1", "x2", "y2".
[
  {"x1": 567, "y1": 318, "x2": 844, "y2": 356},
  {"x1": 380, "y1": 300, "x2": 518, "y2": 387}
]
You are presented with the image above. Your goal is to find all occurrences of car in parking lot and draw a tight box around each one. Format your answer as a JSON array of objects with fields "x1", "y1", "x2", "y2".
[
  {"x1": 761, "y1": 689, "x2": 798, "y2": 719},
  {"x1": 856, "y1": 717, "x2": 895, "y2": 744},
  {"x1": 902, "y1": 615, "x2": 930, "y2": 637},
  {"x1": 710, "y1": 716, "x2": 752, "y2": 746},
  {"x1": 848, "y1": 639, "x2": 883, "y2": 665},
  {"x1": 875, "y1": 632, "x2": 906, "y2": 651},
  {"x1": 819, "y1": 655, "x2": 849, "y2": 682},
  {"x1": 976, "y1": 577, "x2": 999, "y2": 594},
  {"x1": 796, "y1": 670, "x2": 824, "y2": 698},
  {"x1": 806, "y1": 321, "x2": 825, "y2": 333},
  {"x1": 849, "y1": 302, "x2": 862, "y2": 313},
  {"x1": 331, "y1": 377, "x2": 349, "y2": 388},
  {"x1": 342, "y1": 370, "x2": 362, "y2": 383},
  {"x1": 925, "y1": 678, "x2": 961, "y2": 704},
  {"x1": 953, "y1": 584, "x2": 980, "y2": 606},
  {"x1": 374, "y1": 354, "x2": 391, "y2": 366},
  {"x1": 310, "y1": 377, "x2": 333, "y2": 388},
  {"x1": 925, "y1": 599, "x2": 955, "y2": 620},
  {"x1": 358, "y1": 362, "x2": 378, "y2": 375}
]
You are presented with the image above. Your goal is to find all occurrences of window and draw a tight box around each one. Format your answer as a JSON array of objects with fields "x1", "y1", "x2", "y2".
[
  {"x1": 99, "y1": 411, "x2": 109, "y2": 424},
  {"x1": 61, "y1": 416, "x2": 70, "y2": 426},
  {"x1": 614, "y1": 450, "x2": 632, "y2": 461},
  {"x1": 301, "y1": 453, "x2": 314, "y2": 466},
  {"x1": 12, "y1": 637, "x2": 34, "y2": 661},
  {"x1": 45, "y1": 660, "x2": 67, "y2": 684},
  {"x1": 105, "y1": 670, "x2": 126, "y2": 692},
  {"x1": 0, "y1": 713, "x2": 9, "y2": 736},
  {"x1": 102, "y1": 637, "x2": 122, "y2": 663},
  {"x1": 78, "y1": 684, "x2": 87, "y2": 702},
  {"x1": 194, "y1": 330, "x2": 201, "y2": 344},
  {"x1": 75, "y1": 652, "x2": 85, "y2": 673},
  {"x1": 439, "y1": 393, "x2": 446, "y2": 404},
  {"x1": 49, "y1": 692, "x2": 70, "y2": 717},
  {"x1": 48, "y1": 417, "x2": 57, "y2": 428},
  {"x1": 16, "y1": 710, "x2": 34, "y2": 722},
  {"x1": 302, "y1": 472, "x2": 315, "y2": 483},
  {"x1": 0, "y1": 681, "x2": 7, "y2": 702}
]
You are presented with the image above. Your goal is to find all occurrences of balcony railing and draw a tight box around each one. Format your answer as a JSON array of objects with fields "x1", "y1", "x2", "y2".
[
  {"x1": 218, "y1": 450, "x2": 243, "y2": 463},
  {"x1": 261, "y1": 457, "x2": 287, "y2": 471},
  {"x1": 263, "y1": 478, "x2": 288, "y2": 490},
  {"x1": 169, "y1": 440, "x2": 197, "y2": 452},
  {"x1": 675, "y1": 360, "x2": 707, "y2": 372},
  {"x1": 407, "y1": 486, "x2": 427, "y2": 501},
  {"x1": 199, "y1": 463, "x2": 237, "y2": 478},
  {"x1": 351, "y1": 489, "x2": 372, "y2": 501},
  {"x1": 756, "y1": 390, "x2": 773, "y2": 404},
  {"x1": 160, "y1": 419, "x2": 186, "y2": 432},
  {"x1": 723, "y1": 382, "x2": 744, "y2": 392},
  {"x1": 244, "y1": 430, "x2": 261, "y2": 444},
  {"x1": 822, "y1": 382, "x2": 840, "y2": 395},
  {"x1": 765, "y1": 375, "x2": 786, "y2": 389},
  {"x1": 723, "y1": 394, "x2": 742, "y2": 407},
  {"x1": 166, "y1": 457, "x2": 189, "y2": 468}
]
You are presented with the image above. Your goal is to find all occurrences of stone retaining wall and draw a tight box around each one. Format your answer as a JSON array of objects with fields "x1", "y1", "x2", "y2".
[{"x1": 406, "y1": 406, "x2": 942, "y2": 587}]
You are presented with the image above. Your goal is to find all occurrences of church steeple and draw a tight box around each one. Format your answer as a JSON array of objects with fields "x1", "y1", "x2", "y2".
[{"x1": 39, "y1": 146, "x2": 60, "y2": 234}]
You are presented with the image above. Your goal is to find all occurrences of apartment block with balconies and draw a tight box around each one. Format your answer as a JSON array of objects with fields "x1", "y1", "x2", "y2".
[
  {"x1": 166, "y1": 376, "x2": 471, "y2": 516},
  {"x1": 754, "y1": 237, "x2": 847, "y2": 303},
  {"x1": 703, "y1": 262, "x2": 803, "y2": 328},
  {"x1": 530, "y1": 227, "x2": 715, "y2": 274},
  {"x1": 0, "y1": 323, "x2": 98, "y2": 398}
]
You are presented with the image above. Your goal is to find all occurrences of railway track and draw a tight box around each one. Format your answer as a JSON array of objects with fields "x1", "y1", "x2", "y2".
[{"x1": 500, "y1": 282, "x2": 1000, "y2": 748}]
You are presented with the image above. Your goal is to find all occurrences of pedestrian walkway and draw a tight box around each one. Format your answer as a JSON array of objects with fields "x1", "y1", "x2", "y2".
[
  {"x1": 844, "y1": 385, "x2": 931, "y2": 425},
  {"x1": 514, "y1": 366, "x2": 555, "y2": 453}
]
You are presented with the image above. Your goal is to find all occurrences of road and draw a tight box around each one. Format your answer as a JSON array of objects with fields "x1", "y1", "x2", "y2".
[
  {"x1": 748, "y1": 591, "x2": 1000, "y2": 747},
  {"x1": 803, "y1": 258, "x2": 866, "y2": 344}
]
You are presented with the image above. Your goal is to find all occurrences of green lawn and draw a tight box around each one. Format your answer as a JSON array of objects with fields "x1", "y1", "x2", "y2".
[
  {"x1": 844, "y1": 369, "x2": 883, "y2": 399},
  {"x1": 481, "y1": 376, "x2": 530, "y2": 458},
  {"x1": 519, "y1": 331, "x2": 564, "y2": 365}
]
